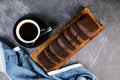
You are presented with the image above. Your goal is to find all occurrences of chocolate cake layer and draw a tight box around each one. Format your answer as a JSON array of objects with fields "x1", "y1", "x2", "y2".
[
  {"x1": 30, "y1": 7, "x2": 104, "y2": 72},
  {"x1": 78, "y1": 14, "x2": 99, "y2": 36},
  {"x1": 63, "y1": 29, "x2": 81, "y2": 47},
  {"x1": 44, "y1": 47, "x2": 61, "y2": 63},
  {"x1": 37, "y1": 52, "x2": 56, "y2": 70},
  {"x1": 58, "y1": 34, "x2": 75, "y2": 51},
  {"x1": 72, "y1": 24, "x2": 89, "y2": 41},
  {"x1": 69, "y1": 25, "x2": 85, "y2": 43},
  {"x1": 49, "y1": 40, "x2": 69, "y2": 59}
]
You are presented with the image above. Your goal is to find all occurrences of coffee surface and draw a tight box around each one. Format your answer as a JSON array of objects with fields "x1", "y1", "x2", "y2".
[{"x1": 19, "y1": 23, "x2": 38, "y2": 41}]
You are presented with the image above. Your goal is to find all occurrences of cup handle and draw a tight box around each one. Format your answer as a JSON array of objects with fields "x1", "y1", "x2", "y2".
[
  {"x1": 40, "y1": 27, "x2": 52, "y2": 37},
  {"x1": 24, "y1": 27, "x2": 52, "y2": 47}
]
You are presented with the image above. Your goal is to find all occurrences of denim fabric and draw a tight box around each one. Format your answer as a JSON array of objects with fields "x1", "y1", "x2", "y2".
[
  {"x1": 0, "y1": 40, "x2": 97, "y2": 80},
  {"x1": 48, "y1": 64, "x2": 97, "y2": 80},
  {"x1": 0, "y1": 42, "x2": 6, "y2": 73}
]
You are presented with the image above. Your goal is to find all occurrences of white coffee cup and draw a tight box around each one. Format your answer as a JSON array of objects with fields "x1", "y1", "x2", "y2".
[
  {"x1": 16, "y1": 19, "x2": 41, "y2": 44},
  {"x1": 15, "y1": 18, "x2": 52, "y2": 45}
]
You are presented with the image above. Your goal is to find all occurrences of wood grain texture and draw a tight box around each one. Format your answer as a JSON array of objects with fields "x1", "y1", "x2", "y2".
[{"x1": 30, "y1": 7, "x2": 104, "y2": 72}]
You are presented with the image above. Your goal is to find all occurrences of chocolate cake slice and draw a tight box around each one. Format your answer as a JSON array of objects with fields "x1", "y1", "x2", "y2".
[
  {"x1": 70, "y1": 24, "x2": 88, "y2": 42},
  {"x1": 37, "y1": 52, "x2": 56, "y2": 70},
  {"x1": 30, "y1": 7, "x2": 104, "y2": 72},
  {"x1": 44, "y1": 47, "x2": 61, "y2": 63},
  {"x1": 57, "y1": 34, "x2": 75, "y2": 53},
  {"x1": 49, "y1": 40, "x2": 69, "y2": 59},
  {"x1": 76, "y1": 14, "x2": 100, "y2": 37},
  {"x1": 63, "y1": 29, "x2": 81, "y2": 47}
]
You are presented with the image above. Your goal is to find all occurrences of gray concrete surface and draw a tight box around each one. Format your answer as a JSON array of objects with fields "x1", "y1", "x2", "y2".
[
  {"x1": 0, "y1": 72, "x2": 9, "y2": 80},
  {"x1": 0, "y1": 0, "x2": 120, "y2": 80}
]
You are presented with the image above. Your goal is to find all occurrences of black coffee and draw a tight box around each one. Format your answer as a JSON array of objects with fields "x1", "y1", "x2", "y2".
[{"x1": 19, "y1": 23, "x2": 38, "y2": 41}]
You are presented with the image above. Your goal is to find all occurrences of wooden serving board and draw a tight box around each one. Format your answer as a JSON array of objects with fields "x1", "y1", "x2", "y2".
[{"x1": 30, "y1": 7, "x2": 104, "y2": 72}]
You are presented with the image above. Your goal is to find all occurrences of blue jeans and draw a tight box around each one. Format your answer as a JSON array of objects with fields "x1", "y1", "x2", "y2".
[{"x1": 0, "y1": 40, "x2": 97, "y2": 80}]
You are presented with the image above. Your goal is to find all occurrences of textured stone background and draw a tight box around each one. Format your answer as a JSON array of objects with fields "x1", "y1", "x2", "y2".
[{"x1": 0, "y1": 0, "x2": 120, "y2": 80}]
